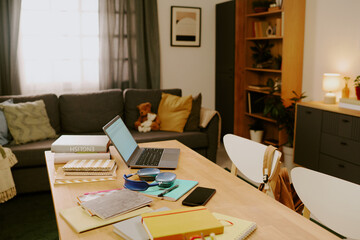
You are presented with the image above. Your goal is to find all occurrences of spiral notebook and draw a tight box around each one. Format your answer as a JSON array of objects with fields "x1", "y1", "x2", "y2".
[{"x1": 211, "y1": 212, "x2": 257, "y2": 240}]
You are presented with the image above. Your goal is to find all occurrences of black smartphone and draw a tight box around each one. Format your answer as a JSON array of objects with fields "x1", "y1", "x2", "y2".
[{"x1": 182, "y1": 187, "x2": 216, "y2": 206}]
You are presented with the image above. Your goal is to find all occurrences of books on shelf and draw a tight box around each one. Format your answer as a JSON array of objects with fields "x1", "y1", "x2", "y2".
[
  {"x1": 63, "y1": 159, "x2": 115, "y2": 172},
  {"x1": 247, "y1": 91, "x2": 265, "y2": 114},
  {"x1": 248, "y1": 85, "x2": 272, "y2": 91},
  {"x1": 113, "y1": 207, "x2": 170, "y2": 240},
  {"x1": 141, "y1": 206, "x2": 224, "y2": 240},
  {"x1": 59, "y1": 205, "x2": 152, "y2": 233},
  {"x1": 253, "y1": 21, "x2": 270, "y2": 38},
  {"x1": 339, "y1": 98, "x2": 360, "y2": 111},
  {"x1": 51, "y1": 135, "x2": 110, "y2": 153},
  {"x1": 140, "y1": 179, "x2": 198, "y2": 202},
  {"x1": 54, "y1": 152, "x2": 111, "y2": 164},
  {"x1": 80, "y1": 189, "x2": 153, "y2": 219},
  {"x1": 211, "y1": 212, "x2": 257, "y2": 240}
]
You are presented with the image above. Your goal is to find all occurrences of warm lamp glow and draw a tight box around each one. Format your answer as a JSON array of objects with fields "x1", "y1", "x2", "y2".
[{"x1": 322, "y1": 73, "x2": 340, "y2": 104}]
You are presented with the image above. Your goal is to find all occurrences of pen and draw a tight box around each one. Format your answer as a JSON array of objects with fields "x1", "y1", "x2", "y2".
[{"x1": 158, "y1": 184, "x2": 179, "y2": 197}]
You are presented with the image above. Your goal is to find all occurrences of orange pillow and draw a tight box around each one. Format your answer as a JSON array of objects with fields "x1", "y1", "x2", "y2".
[{"x1": 157, "y1": 93, "x2": 192, "y2": 132}]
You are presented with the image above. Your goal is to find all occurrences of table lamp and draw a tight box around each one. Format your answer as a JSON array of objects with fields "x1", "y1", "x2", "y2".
[{"x1": 322, "y1": 73, "x2": 340, "y2": 104}]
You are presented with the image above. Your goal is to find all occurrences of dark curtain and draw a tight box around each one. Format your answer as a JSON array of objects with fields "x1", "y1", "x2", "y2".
[
  {"x1": 0, "y1": 0, "x2": 22, "y2": 95},
  {"x1": 99, "y1": 0, "x2": 160, "y2": 90}
]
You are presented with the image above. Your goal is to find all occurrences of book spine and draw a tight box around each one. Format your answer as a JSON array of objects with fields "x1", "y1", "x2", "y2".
[
  {"x1": 51, "y1": 145, "x2": 108, "y2": 153},
  {"x1": 54, "y1": 152, "x2": 111, "y2": 163}
]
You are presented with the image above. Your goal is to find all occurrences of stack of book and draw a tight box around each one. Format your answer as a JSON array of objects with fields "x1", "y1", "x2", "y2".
[
  {"x1": 339, "y1": 98, "x2": 360, "y2": 111},
  {"x1": 51, "y1": 135, "x2": 111, "y2": 164}
]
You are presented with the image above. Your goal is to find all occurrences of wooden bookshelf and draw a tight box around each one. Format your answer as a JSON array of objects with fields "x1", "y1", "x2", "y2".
[{"x1": 234, "y1": 0, "x2": 305, "y2": 146}]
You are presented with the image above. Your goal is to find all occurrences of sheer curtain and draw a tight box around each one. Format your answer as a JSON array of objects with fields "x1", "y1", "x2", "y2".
[
  {"x1": 19, "y1": 0, "x2": 100, "y2": 95},
  {"x1": 99, "y1": 0, "x2": 160, "y2": 90},
  {"x1": 0, "y1": 0, "x2": 22, "y2": 95}
]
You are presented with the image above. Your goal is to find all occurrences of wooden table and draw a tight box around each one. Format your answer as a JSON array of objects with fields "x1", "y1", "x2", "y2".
[{"x1": 45, "y1": 140, "x2": 340, "y2": 240}]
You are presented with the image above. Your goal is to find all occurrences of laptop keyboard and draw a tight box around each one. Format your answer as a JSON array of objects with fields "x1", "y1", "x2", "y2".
[{"x1": 136, "y1": 148, "x2": 164, "y2": 166}]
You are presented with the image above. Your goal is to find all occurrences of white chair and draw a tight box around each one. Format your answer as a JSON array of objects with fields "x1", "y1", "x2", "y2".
[
  {"x1": 291, "y1": 167, "x2": 360, "y2": 239},
  {"x1": 223, "y1": 134, "x2": 282, "y2": 188}
]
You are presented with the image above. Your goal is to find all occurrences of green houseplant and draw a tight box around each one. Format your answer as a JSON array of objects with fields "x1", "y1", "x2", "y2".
[
  {"x1": 250, "y1": 41, "x2": 274, "y2": 69},
  {"x1": 252, "y1": 0, "x2": 274, "y2": 13}
]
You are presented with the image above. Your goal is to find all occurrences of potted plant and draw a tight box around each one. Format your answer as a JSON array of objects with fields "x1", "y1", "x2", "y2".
[
  {"x1": 249, "y1": 120, "x2": 264, "y2": 143},
  {"x1": 250, "y1": 41, "x2": 274, "y2": 69},
  {"x1": 354, "y1": 75, "x2": 360, "y2": 100}
]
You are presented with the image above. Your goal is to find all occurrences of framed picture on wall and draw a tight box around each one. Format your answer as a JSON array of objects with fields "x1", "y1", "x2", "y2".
[{"x1": 171, "y1": 6, "x2": 201, "y2": 47}]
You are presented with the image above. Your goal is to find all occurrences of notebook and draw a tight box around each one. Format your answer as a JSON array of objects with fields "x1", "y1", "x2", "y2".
[
  {"x1": 80, "y1": 189, "x2": 153, "y2": 219},
  {"x1": 59, "y1": 205, "x2": 152, "y2": 233},
  {"x1": 54, "y1": 167, "x2": 117, "y2": 184},
  {"x1": 64, "y1": 165, "x2": 117, "y2": 176},
  {"x1": 113, "y1": 207, "x2": 170, "y2": 240},
  {"x1": 141, "y1": 206, "x2": 224, "y2": 240},
  {"x1": 103, "y1": 115, "x2": 180, "y2": 169},
  {"x1": 62, "y1": 159, "x2": 115, "y2": 172},
  {"x1": 140, "y1": 179, "x2": 198, "y2": 201},
  {"x1": 211, "y1": 212, "x2": 257, "y2": 240}
]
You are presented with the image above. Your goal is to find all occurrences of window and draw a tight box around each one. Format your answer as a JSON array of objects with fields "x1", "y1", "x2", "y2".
[{"x1": 19, "y1": 0, "x2": 99, "y2": 94}]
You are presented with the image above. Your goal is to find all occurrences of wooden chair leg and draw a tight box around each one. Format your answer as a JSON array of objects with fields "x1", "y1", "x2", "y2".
[
  {"x1": 230, "y1": 163, "x2": 237, "y2": 175},
  {"x1": 303, "y1": 206, "x2": 310, "y2": 219}
]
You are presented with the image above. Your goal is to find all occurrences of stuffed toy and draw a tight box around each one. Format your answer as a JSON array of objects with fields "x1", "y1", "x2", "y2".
[
  {"x1": 138, "y1": 113, "x2": 157, "y2": 133},
  {"x1": 134, "y1": 102, "x2": 160, "y2": 131}
]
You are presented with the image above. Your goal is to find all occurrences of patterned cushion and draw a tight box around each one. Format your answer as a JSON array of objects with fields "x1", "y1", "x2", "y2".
[
  {"x1": 0, "y1": 99, "x2": 13, "y2": 145},
  {"x1": 0, "y1": 100, "x2": 57, "y2": 144}
]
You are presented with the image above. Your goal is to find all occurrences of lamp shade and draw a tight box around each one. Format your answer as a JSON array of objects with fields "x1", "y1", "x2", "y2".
[{"x1": 322, "y1": 73, "x2": 341, "y2": 92}]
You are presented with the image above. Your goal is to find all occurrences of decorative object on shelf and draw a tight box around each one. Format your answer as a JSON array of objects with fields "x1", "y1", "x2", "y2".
[
  {"x1": 249, "y1": 120, "x2": 264, "y2": 143},
  {"x1": 322, "y1": 73, "x2": 340, "y2": 104},
  {"x1": 171, "y1": 6, "x2": 201, "y2": 47},
  {"x1": 273, "y1": 55, "x2": 282, "y2": 70},
  {"x1": 354, "y1": 75, "x2": 360, "y2": 100},
  {"x1": 274, "y1": 77, "x2": 281, "y2": 92},
  {"x1": 342, "y1": 76, "x2": 350, "y2": 99},
  {"x1": 252, "y1": 0, "x2": 273, "y2": 13},
  {"x1": 250, "y1": 40, "x2": 274, "y2": 68}
]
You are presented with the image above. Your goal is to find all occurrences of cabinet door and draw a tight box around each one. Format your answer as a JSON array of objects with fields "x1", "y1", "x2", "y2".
[{"x1": 294, "y1": 105, "x2": 322, "y2": 170}]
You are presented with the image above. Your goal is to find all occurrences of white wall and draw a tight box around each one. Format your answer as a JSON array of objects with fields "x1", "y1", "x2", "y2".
[
  {"x1": 157, "y1": 0, "x2": 227, "y2": 109},
  {"x1": 302, "y1": 0, "x2": 360, "y2": 101}
]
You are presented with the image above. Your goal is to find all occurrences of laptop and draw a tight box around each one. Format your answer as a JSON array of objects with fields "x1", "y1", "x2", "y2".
[{"x1": 103, "y1": 115, "x2": 180, "y2": 169}]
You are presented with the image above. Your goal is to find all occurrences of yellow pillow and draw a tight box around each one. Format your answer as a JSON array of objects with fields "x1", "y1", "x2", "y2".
[
  {"x1": 158, "y1": 93, "x2": 192, "y2": 132},
  {"x1": 1, "y1": 100, "x2": 57, "y2": 144}
]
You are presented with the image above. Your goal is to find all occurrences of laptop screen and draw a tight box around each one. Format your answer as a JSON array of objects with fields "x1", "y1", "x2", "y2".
[{"x1": 104, "y1": 117, "x2": 137, "y2": 163}]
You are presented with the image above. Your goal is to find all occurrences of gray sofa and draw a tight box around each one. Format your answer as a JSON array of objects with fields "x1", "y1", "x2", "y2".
[{"x1": 0, "y1": 88, "x2": 219, "y2": 194}]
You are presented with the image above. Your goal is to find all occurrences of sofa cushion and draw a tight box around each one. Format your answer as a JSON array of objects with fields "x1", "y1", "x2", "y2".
[
  {"x1": 123, "y1": 88, "x2": 182, "y2": 130},
  {"x1": 184, "y1": 93, "x2": 202, "y2": 132},
  {"x1": 130, "y1": 130, "x2": 208, "y2": 149},
  {"x1": 1, "y1": 100, "x2": 57, "y2": 144},
  {"x1": 158, "y1": 93, "x2": 192, "y2": 133},
  {"x1": 0, "y1": 94, "x2": 60, "y2": 133},
  {"x1": 0, "y1": 99, "x2": 13, "y2": 145},
  {"x1": 8, "y1": 139, "x2": 56, "y2": 168},
  {"x1": 59, "y1": 89, "x2": 123, "y2": 133}
]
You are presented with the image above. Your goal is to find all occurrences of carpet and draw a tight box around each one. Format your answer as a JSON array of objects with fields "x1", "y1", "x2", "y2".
[{"x1": 0, "y1": 191, "x2": 58, "y2": 240}]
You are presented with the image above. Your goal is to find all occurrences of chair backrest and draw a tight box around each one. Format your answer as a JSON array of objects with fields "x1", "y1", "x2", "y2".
[
  {"x1": 223, "y1": 134, "x2": 282, "y2": 184},
  {"x1": 291, "y1": 167, "x2": 360, "y2": 239}
]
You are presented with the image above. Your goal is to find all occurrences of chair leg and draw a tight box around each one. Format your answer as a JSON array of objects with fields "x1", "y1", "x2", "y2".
[
  {"x1": 303, "y1": 206, "x2": 311, "y2": 219},
  {"x1": 231, "y1": 163, "x2": 237, "y2": 175}
]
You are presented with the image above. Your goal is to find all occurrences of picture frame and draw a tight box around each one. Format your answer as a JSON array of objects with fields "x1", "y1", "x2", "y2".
[{"x1": 171, "y1": 6, "x2": 201, "y2": 47}]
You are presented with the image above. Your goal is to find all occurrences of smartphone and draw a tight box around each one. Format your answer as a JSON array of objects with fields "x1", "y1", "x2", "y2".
[{"x1": 182, "y1": 187, "x2": 216, "y2": 206}]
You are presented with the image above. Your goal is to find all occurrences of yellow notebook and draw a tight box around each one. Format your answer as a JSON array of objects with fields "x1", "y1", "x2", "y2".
[
  {"x1": 211, "y1": 212, "x2": 257, "y2": 240},
  {"x1": 141, "y1": 206, "x2": 224, "y2": 240},
  {"x1": 59, "y1": 205, "x2": 152, "y2": 233}
]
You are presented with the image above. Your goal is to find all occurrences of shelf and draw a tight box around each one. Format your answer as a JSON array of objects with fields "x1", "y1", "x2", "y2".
[
  {"x1": 245, "y1": 112, "x2": 277, "y2": 123},
  {"x1": 264, "y1": 139, "x2": 279, "y2": 146},
  {"x1": 246, "y1": 88, "x2": 281, "y2": 96},
  {"x1": 246, "y1": 37, "x2": 282, "y2": 41},
  {"x1": 246, "y1": 10, "x2": 282, "y2": 18},
  {"x1": 246, "y1": 67, "x2": 282, "y2": 73}
]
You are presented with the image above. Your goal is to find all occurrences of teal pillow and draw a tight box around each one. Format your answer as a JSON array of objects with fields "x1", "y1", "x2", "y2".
[{"x1": 0, "y1": 99, "x2": 13, "y2": 145}]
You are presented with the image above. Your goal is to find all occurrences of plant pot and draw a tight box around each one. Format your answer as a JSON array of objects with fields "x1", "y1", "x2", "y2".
[
  {"x1": 250, "y1": 130, "x2": 264, "y2": 143},
  {"x1": 282, "y1": 145, "x2": 295, "y2": 172},
  {"x1": 356, "y1": 86, "x2": 360, "y2": 100}
]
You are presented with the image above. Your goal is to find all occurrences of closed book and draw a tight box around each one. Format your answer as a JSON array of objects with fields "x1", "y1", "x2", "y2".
[
  {"x1": 140, "y1": 179, "x2": 198, "y2": 201},
  {"x1": 64, "y1": 165, "x2": 117, "y2": 176},
  {"x1": 59, "y1": 205, "x2": 152, "y2": 233},
  {"x1": 54, "y1": 152, "x2": 111, "y2": 163},
  {"x1": 113, "y1": 207, "x2": 170, "y2": 240},
  {"x1": 51, "y1": 135, "x2": 110, "y2": 153},
  {"x1": 54, "y1": 167, "x2": 116, "y2": 185},
  {"x1": 211, "y1": 212, "x2": 257, "y2": 240},
  {"x1": 141, "y1": 206, "x2": 224, "y2": 240},
  {"x1": 62, "y1": 159, "x2": 115, "y2": 172}
]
